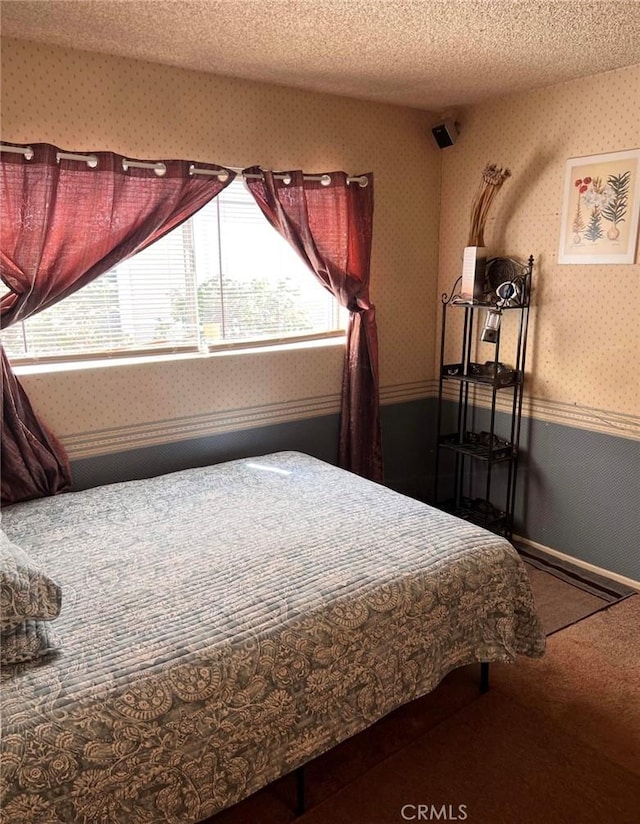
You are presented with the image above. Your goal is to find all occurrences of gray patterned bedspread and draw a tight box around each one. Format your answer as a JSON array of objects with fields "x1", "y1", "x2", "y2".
[{"x1": 0, "y1": 451, "x2": 545, "y2": 823}]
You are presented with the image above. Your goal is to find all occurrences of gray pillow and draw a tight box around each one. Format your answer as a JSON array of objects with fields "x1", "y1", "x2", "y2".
[
  {"x1": 0, "y1": 530, "x2": 62, "y2": 632},
  {"x1": 0, "y1": 619, "x2": 59, "y2": 665}
]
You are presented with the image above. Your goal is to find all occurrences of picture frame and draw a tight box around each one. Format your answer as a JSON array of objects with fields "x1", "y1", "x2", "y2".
[{"x1": 558, "y1": 148, "x2": 640, "y2": 264}]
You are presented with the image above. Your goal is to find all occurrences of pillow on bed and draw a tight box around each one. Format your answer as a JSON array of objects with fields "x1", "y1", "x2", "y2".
[
  {"x1": 0, "y1": 618, "x2": 59, "y2": 665},
  {"x1": 0, "y1": 529, "x2": 62, "y2": 633}
]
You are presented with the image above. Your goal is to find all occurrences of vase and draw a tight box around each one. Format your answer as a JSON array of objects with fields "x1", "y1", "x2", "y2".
[{"x1": 461, "y1": 246, "x2": 487, "y2": 302}]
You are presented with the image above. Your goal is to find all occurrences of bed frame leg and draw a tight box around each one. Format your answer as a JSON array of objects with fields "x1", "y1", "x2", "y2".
[
  {"x1": 295, "y1": 766, "x2": 305, "y2": 815},
  {"x1": 293, "y1": 662, "x2": 486, "y2": 816},
  {"x1": 480, "y1": 662, "x2": 490, "y2": 693}
]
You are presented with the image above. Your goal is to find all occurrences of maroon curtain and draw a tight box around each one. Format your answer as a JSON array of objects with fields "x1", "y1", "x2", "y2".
[
  {"x1": 1, "y1": 143, "x2": 235, "y2": 505},
  {"x1": 245, "y1": 168, "x2": 382, "y2": 482}
]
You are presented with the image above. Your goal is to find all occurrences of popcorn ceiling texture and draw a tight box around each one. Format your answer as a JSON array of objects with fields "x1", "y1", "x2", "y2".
[
  {"x1": 2, "y1": 0, "x2": 640, "y2": 110},
  {"x1": 0, "y1": 38, "x2": 440, "y2": 451}
]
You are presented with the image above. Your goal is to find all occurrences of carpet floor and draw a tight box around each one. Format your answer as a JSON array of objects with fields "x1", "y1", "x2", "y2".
[
  {"x1": 207, "y1": 588, "x2": 640, "y2": 824},
  {"x1": 300, "y1": 690, "x2": 640, "y2": 824},
  {"x1": 299, "y1": 595, "x2": 640, "y2": 824}
]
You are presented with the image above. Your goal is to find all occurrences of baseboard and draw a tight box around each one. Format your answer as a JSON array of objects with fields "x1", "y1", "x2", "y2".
[{"x1": 513, "y1": 534, "x2": 640, "y2": 592}]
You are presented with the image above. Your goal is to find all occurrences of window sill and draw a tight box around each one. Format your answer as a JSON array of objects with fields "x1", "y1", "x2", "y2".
[{"x1": 13, "y1": 334, "x2": 346, "y2": 376}]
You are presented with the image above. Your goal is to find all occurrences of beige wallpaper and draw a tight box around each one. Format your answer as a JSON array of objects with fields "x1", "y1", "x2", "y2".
[
  {"x1": 0, "y1": 37, "x2": 440, "y2": 457},
  {"x1": 438, "y1": 64, "x2": 640, "y2": 438},
  {"x1": 1, "y1": 39, "x2": 638, "y2": 458}
]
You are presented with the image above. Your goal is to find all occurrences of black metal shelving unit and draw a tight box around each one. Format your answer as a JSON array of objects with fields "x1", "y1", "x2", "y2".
[{"x1": 434, "y1": 256, "x2": 533, "y2": 539}]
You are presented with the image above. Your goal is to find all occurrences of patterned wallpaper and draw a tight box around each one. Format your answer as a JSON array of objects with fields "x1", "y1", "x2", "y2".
[
  {"x1": 439, "y1": 64, "x2": 640, "y2": 436},
  {"x1": 0, "y1": 38, "x2": 440, "y2": 455},
  {"x1": 1, "y1": 39, "x2": 638, "y2": 457}
]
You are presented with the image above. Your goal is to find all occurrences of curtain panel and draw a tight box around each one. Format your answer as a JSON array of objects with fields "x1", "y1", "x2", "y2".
[
  {"x1": 245, "y1": 168, "x2": 382, "y2": 482},
  {"x1": 0, "y1": 143, "x2": 235, "y2": 505}
]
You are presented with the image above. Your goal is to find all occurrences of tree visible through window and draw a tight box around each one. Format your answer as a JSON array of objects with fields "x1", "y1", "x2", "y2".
[{"x1": 1, "y1": 180, "x2": 345, "y2": 361}]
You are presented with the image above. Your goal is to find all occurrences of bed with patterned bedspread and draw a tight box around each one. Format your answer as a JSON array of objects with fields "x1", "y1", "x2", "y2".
[{"x1": 0, "y1": 451, "x2": 545, "y2": 823}]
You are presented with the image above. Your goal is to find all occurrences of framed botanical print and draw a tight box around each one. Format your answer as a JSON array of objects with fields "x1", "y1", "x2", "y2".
[{"x1": 558, "y1": 148, "x2": 640, "y2": 264}]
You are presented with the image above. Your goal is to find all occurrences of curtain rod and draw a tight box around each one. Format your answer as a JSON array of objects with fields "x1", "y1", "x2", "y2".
[
  {"x1": 239, "y1": 169, "x2": 368, "y2": 187},
  {"x1": 0, "y1": 144, "x2": 369, "y2": 187}
]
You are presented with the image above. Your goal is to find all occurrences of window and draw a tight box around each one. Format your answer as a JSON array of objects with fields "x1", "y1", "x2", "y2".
[{"x1": 1, "y1": 180, "x2": 346, "y2": 362}]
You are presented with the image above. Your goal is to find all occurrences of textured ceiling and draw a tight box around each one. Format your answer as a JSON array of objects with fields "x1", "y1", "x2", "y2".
[{"x1": 2, "y1": 0, "x2": 640, "y2": 111}]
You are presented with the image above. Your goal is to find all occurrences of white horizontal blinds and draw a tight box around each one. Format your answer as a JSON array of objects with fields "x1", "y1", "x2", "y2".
[
  {"x1": 1, "y1": 227, "x2": 201, "y2": 359},
  {"x1": 1, "y1": 180, "x2": 344, "y2": 361},
  {"x1": 204, "y1": 180, "x2": 343, "y2": 345},
  {"x1": 112, "y1": 222, "x2": 201, "y2": 352},
  {"x1": 191, "y1": 192, "x2": 223, "y2": 343}
]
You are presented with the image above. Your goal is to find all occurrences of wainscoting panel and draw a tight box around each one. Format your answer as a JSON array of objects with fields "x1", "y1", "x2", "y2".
[
  {"x1": 70, "y1": 415, "x2": 341, "y2": 491},
  {"x1": 515, "y1": 414, "x2": 639, "y2": 582},
  {"x1": 69, "y1": 398, "x2": 438, "y2": 496},
  {"x1": 70, "y1": 397, "x2": 637, "y2": 581},
  {"x1": 437, "y1": 400, "x2": 639, "y2": 582},
  {"x1": 380, "y1": 397, "x2": 437, "y2": 500}
]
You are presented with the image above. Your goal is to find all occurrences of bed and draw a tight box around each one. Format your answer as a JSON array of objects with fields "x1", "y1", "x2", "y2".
[{"x1": 0, "y1": 451, "x2": 545, "y2": 823}]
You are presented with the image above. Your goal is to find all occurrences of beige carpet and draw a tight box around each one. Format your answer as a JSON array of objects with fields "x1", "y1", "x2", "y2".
[
  {"x1": 299, "y1": 596, "x2": 640, "y2": 824},
  {"x1": 300, "y1": 692, "x2": 640, "y2": 824},
  {"x1": 491, "y1": 593, "x2": 640, "y2": 776},
  {"x1": 208, "y1": 595, "x2": 640, "y2": 824}
]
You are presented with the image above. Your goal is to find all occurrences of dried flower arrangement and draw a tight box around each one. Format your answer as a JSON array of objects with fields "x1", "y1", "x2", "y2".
[{"x1": 467, "y1": 163, "x2": 512, "y2": 247}]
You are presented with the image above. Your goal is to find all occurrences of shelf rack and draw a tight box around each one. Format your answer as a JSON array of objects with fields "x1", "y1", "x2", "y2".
[{"x1": 434, "y1": 256, "x2": 533, "y2": 539}]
